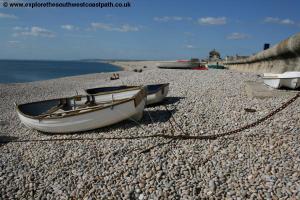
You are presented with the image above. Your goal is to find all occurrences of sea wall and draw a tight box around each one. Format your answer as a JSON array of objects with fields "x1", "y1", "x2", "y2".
[{"x1": 224, "y1": 32, "x2": 300, "y2": 73}]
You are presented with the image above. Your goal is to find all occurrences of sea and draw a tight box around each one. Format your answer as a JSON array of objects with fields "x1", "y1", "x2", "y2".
[{"x1": 0, "y1": 60, "x2": 121, "y2": 84}]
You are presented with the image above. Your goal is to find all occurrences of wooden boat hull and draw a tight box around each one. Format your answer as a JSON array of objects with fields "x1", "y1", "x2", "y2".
[
  {"x1": 16, "y1": 88, "x2": 146, "y2": 133},
  {"x1": 85, "y1": 83, "x2": 169, "y2": 105}
]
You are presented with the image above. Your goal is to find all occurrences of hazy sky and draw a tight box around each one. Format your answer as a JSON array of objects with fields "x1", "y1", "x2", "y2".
[{"x1": 0, "y1": 0, "x2": 300, "y2": 60}]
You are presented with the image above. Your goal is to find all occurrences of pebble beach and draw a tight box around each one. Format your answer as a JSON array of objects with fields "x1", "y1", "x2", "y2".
[{"x1": 0, "y1": 61, "x2": 299, "y2": 199}]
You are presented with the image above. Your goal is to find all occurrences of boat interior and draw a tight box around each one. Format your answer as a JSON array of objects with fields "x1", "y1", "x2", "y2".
[
  {"x1": 85, "y1": 85, "x2": 138, "y2": 95},
  {"x1": 17, "y1": 94, "x2": 131, "y2": 118},
  {"x1": 86, "y1": 84, "x2": 169, "y2": 96},
  {"x1": 18, "y1": 99, "x2": 63, "y2": 117}
]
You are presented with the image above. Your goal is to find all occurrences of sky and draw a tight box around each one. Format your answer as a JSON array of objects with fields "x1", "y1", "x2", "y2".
[{"x1": 0, "y1": 0, "x2": 300, "y2": 60}]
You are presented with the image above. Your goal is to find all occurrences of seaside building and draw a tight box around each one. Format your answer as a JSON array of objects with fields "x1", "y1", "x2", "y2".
[
  {"x1": 208, "y1": 49, "x2": 221, "y2": 61},
  {"x1": 207, "y1": 49, "x2": 222, "y2": 66}
]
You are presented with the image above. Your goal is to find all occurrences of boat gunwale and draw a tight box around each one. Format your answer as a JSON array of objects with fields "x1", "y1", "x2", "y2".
[
  {"x1": 85, "y1": 86, "x2": 141, "y2": 95},
  {"x1": 16, "y1": 87, "x2": 146, "y2": 120},
  {"x1": 85, "y1": 83, "x2": 170, "y2": 95}
]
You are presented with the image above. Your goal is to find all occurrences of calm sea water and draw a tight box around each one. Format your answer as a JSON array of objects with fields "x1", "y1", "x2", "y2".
[{"x1": 0, "y1": 60, "x2": 121, "y2": 83}]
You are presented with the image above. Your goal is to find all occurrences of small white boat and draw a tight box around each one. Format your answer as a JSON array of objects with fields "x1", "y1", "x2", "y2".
[
  {"x1": 156, "y1": 61, "x2": 199, "y2": 69},
  {"x1": 145, "y1": 83, "x2": 169, "y2": 105},
  {"x1": 263, "y1": 71, "x2": 300, "y2": 89},
  {"x1": 16, "y1": 87, "x2": 146, "y2": 133},
  {"x1": 85, "y1": 83, "x2": 169, "y2": 105}
]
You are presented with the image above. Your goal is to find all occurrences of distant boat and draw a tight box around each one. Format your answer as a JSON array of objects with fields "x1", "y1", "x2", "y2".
[
  {"x1": 263, "y1": 71, "x2": 300, "y2": 89},
  {"x1": 157, "y1": 61, "x2": 199, "y2": 69},
  {"x1": 176, "y1": 60, "x2": 190, "y2": 63},
  {"x1": 85, "y1": 83, "x2": 169, "y2": 105},
  {"x1": 16, "y1": 87, "x2": 146, "y2": 133},
  {"x1": 157, "y1": 58, "x2": 200, "y2": 69},
  {"x1": 192, "y1": 65, "x2": 208, "y2": 70},
  {"x1": 207, "y1": 64, "x2": 225, "y2": 69}
]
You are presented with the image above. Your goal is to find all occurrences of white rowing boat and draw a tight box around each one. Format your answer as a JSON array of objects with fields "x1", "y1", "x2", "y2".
[
  {"x1": 263, "y1": 71, "x2": 300, "y2": 89},
  {"x1": 145, "y1": 83, "x2": 169, "y2": 105},
  {"x1": 16, "y1": 87, "x2": 146, "y2": 133},
  {"x1": 85, "y1": 83, "x2": 169, "y2": 105}
]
